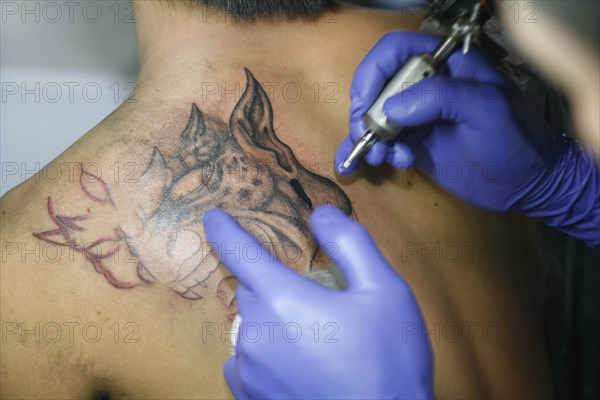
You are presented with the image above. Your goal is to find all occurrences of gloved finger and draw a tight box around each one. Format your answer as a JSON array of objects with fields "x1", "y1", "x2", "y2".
[
  {"x1": 445, "y1": 46, "x2": 507, "y2": 86},
  {"x1": 350, "y1": 32, "x2": 442, "y2": 116},
  {"x1": 364, "y1": 141, "x2": 389, "y2": 166},
  {"x1": 349, "y1": 116, "x2": 389, "y2": 166},
  {"x1": 387, "y1": 125, "x2": 432, "y2": 169},
  {"x1": 203, "y1": 209, "x2": 303, "y2": 296},
  {"x1": 349, "y1": 114, "x2": 364, "y2": 140},
  {"x1": 234, "y1": 284, "x2": 256, "y2": 320},
  {"x1": 232, "y1": 317, "x2": 258, "y2": 358},
  {"x1": 386, "y1": 141, "x2": 416, "y2": 170},
  {"x1": 224, "y1": 358, "x2": 250, "y2": 399},
  {"x1": 310, "y1": 205, "x2": 393, "y2": 291},
  {"x1": 383, "y1": 77, "x2": 502, "y2": 131}
]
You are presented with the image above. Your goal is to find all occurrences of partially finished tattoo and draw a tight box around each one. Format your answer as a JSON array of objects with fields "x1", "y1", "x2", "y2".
[{"x1": 34, "y1": 69, "x2": 352, "y2": 314}]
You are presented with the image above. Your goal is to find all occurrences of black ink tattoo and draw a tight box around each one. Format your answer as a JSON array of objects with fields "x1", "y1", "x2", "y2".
[{"x1": 34, "y1": 69, "x2": 352, "y2": 316}]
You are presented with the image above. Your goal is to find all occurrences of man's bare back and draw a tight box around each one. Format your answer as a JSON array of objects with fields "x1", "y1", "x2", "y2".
[{"x1": 1, "y1": 2, "x2": 553, "y2": 398}]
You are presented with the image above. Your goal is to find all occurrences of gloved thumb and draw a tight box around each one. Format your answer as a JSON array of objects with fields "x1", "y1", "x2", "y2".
[
  {"x1": 223, "y1": 358, "x2": 250, "y2": 399},
  {"x1": 203, "y1": 209, "x2": 300, "y2": 297},
  {"x1": 310, "y1": 205, "x2": 394, "y2": 291}
]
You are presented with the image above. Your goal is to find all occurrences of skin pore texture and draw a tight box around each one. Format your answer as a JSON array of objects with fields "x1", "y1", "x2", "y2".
[{"x1": 1, "y1": 1, "x2": 553, "y2": 399}]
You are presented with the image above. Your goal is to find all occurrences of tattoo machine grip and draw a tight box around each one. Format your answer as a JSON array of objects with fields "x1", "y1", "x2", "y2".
[{"x1": 339, "y1": 2, "x2": 488, "y2": 171}]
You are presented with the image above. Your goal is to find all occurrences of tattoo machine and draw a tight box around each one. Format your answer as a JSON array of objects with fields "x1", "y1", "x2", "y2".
[{"x1": 338, "y1": 0, "x2": 495, "y2": 172}]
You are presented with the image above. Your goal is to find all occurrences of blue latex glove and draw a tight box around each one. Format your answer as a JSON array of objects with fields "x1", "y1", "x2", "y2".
[
  {"x1": 203, "y1": 206, "x2": 433, "y2": 400},
  {"x1": 335, "y1": 32, "x2": 599, "y2": 247}
]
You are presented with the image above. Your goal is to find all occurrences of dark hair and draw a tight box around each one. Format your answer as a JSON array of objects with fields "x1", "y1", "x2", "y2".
[{"x1": 194, "y1": 0, "x2": 337, "y2": 21}]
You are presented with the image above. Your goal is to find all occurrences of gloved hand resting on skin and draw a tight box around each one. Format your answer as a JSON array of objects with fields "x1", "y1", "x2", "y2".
[{"x1": 203, "y1": 205, "x2": 434, "y2": 400}]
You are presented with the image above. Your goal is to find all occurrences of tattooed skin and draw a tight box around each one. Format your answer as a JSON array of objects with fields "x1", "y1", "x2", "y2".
[{"x1": 33, "y1": 69, "x2": 352, "y2": 315}]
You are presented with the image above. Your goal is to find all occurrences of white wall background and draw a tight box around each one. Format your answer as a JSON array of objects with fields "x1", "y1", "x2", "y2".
[{"x1": 1, "y1": 0, "x2": 140, "y2": 195}]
